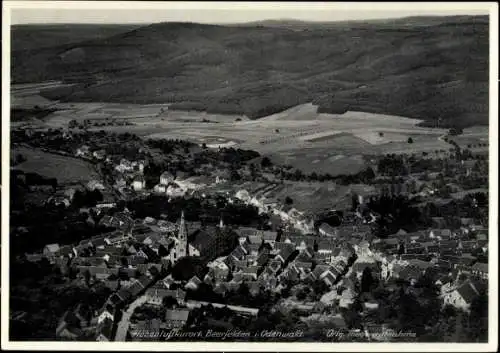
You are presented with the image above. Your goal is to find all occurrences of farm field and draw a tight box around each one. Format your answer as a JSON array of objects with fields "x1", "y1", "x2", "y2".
[
  {"x1": 269, "y1": 148, "x2": 369, "y2": 176},
  {"x1": 262, "y1": 181, "x2": 378, "y2": 214},
  {"x1": 11, "y1": 146, "x2": 99, "y2": 184},
  {"x1": 12, "y1": 84, "x2": 489, "y2": 176}
]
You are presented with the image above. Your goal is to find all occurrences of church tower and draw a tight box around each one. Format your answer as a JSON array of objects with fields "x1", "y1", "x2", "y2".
[
  {"x1": 219, "y1": 215, "x2": 224, "y2": 229},
  {"x1": 173, "y1": 210, "x2": 188, "y2": 261}
]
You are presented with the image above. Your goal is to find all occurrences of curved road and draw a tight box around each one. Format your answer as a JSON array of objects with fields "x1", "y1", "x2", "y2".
[{"x1": 114, "y1": 295, "x2": 149, "y2": 341}]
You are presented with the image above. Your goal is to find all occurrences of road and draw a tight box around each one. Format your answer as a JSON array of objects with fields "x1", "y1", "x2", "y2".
[{"x1": 114, "y1": 294, "x2": 149, "y2": 341}]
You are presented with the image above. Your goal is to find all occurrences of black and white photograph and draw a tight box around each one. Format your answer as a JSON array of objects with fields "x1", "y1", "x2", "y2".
[{"x1": 1, "y1": 1, "x2": 498, "y2": 350}]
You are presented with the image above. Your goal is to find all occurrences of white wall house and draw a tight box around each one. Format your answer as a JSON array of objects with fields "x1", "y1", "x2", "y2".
[{"x1": 132, "y1": 177, "x2": 146, "y2": 191}]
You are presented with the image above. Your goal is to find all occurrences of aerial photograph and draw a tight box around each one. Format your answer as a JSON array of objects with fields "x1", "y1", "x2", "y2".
[{"x1": 4, "y1": 1, "x2": 494, "y2": 346}]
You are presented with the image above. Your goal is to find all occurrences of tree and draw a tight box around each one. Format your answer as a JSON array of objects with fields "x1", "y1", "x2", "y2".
[
  {"x1": 379, "y1": 132, "x2": 384, "y2": 137},
  {"x1": 261, "y1": 156, "x2": 272, "y2": 168},
  {"x1": 14, "y1": 153, "x2": 27, "y2": 165},
  {"x1": 230, "y1": 170, "x2": 241, "y2": 181},
  {"x1": 351, "y1": 194, "x2": 360, "y2": 211},
  {"x1": 408, "y1": 137, "x2": 414, "y2": 144},
  {"x1": 361, "y1": 267, "x2": 374, "y2": 293},
  {"x1": 296, "y1": 289, "x2": 307, "y2": 301},
  {"x1": 83, "y1": 269, "x2": 91, "y2": 287},
  {"x1": 285, "y1": 196, "x2": 293, "y2": 205},
  {"x1": 466, "y1": 293, "x2": 488, "y2": 342},
  {"x1": 162, "y1": 296, "x2": 178, "y2": 308}
]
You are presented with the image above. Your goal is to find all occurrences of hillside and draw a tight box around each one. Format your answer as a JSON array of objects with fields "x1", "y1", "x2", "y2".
[
  {"x1": 11, "y1": 16, "x2": 489, "y2": 127},
  {"x1": 11, "y1": 24, "x2": 143, "y2": 51}
]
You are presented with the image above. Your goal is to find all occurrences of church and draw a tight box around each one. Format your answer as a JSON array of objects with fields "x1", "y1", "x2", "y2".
[{"x1": 169, "y1": 211, "x2": 189, "y2": 264}]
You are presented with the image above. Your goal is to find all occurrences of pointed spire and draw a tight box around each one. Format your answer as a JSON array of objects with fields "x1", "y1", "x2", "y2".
[
  {"x1": 219, "y1": 215, "x2": 224, "y2": 228},
  {"x1": 178, "y1": 210, "x2": 186, "y2": 241}
]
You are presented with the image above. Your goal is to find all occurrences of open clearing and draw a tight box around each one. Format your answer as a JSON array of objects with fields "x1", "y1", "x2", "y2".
[
  {"x1": 12, "y1": 87, "x2": 488, "y2": 175},
  {"x1": 270, "y1": 149, "x2": 368, "y2": 176},
  {"x1": 238, "y1": 180, "x2": 377, "y2": 213},
  {"x1": 11, "y1": 146, "x2": 99, "y2": 184}
]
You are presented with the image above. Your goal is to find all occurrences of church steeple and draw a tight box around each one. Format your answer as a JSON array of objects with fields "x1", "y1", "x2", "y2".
[
  {"x1": 179, "y1": 211, "x2": 186, "y2": 239},
  {"x1": 219, "y1": 215, "x2": 224, "y2": 229},
  {"x1": 175, "y1": 210, "x2": 188, "y2": 259}
]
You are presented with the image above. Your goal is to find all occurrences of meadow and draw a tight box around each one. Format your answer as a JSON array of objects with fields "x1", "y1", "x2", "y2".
[
  {"x1": 11, "y1": 146, "x2": 99, "y2": 184},
  {"x1": 11, "y1": 83, "x2": 488, "y2": 178}
]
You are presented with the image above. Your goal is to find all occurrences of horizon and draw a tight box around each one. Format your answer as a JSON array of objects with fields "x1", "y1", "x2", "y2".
[
  {"x1": 8, "y1": 3, "x2": 490, "y2": 26},
  {"x1": 11, "y1": 13, "x2": 489, "y2": 27}
]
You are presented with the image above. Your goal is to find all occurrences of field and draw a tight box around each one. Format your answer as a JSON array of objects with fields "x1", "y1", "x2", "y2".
[
  {"x1": 11, "y1": 82, "x2": 488, "y2": 177},
  {"x1": 10, "y1": 81, "x2": 73, "y2": 110},
  {"x1": 11, "y1": 146, "x2": 99, "y2": 184},
  {"x1": 239, "y1": 180, "x2": 378, "y2": 213}
]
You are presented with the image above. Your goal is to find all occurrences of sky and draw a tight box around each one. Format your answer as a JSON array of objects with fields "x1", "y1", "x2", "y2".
[{"x1": 8, "y1": 2, "x2": 491, "y2": 25}]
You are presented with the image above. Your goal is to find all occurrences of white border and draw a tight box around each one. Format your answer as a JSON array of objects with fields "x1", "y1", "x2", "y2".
[{"x1": 1, "y1": 1, "x2": 498, "y2": 352}]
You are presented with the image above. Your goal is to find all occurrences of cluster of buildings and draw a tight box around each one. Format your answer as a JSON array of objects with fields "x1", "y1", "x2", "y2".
[
  {"x1": 24, "y1": 209, "x2": 240, "y2": 340},
  {"x1": 13, "y1": 130, "x2": 489, "y2": 342},
  {"x1": 327, "y1": 221, "x2": 488, "y2": 315}
]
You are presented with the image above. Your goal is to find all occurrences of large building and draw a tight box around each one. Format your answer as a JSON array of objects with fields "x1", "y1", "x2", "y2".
[
  {"x1": 188, "y1": 218, "x2": 238, "y2": 261},
  {"x1": 169, "y1": 211, "x2": 188, "y2": 263}
]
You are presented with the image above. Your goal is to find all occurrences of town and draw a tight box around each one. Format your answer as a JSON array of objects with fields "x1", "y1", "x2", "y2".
[{"x1": 9, "y1": 124, "x2": 489, "y2": 342}]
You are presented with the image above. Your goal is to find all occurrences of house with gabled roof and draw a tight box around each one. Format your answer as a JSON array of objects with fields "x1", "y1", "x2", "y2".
[
  {"x1": 430, "y1": 228, "x2": 452, "y2": 240},
  {"x1": 145, "y1": 288, "x2": 186, "y2": 306},
  {"x1": 165, "y1": 309, "x2": 190, "y2": 329},
  {"x1": 264, "y1": 260, "x2": 282, "y2": 276},
  {"x1": 275, "y1": 246, "x2": 296, "y2": 265},
  {"x1": 318, "y1": 223, "x2": 337, "y2": 237},
  {"x1": 96, "y1": 317, "x2": 114, "y2": 341},
  {"x1": 97, "y1": 303, "x2": 116, "y2": 325},
  {"x1": 43, "y1": 243, "x2": 60, "y2": 256},
  {"x1": 443, "y1": 280, "x2": 480, "y2": 312},
  {"x1": 239, "y1": 266, "x2": 259, "y2": 281},
  {"x1": 185, "y1": 275, "x2": 202, "y2": 291},
  {"x1": 261, "y1": 230, "x2": 278, "y2": 244},
  {"x1": 471, "y1": 262, "x2": 488, "y2": 279},
  {"x1": 318, "y1": 267, "x2": 339, "y2": 287},
  {"x1": 352, "y1": 261, "x2": 380, "y2": 280},
  {"x1": 280, "y1": 264, "x2": 300, "y2": 282},
  {"x1": 56, "y1": 310, "x2": 82, "y2": 339},
  {"x1": 312, "y1": 264, "x2": 331, "y2": 279}
]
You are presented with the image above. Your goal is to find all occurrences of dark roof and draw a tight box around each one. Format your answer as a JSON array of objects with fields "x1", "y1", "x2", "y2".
[
  {"x1": 456, "y1": 282, "x2": 479, "y2": 304},
  {"x1": 117, "y1": 288, "x2": 133, "y2": 302},
  {"x1": 61, "y1": 310, "x2": 81, "y2": 327},
  {"x1": 139, "y1": 275, "x2": 153, "y2": 288},
  {"x1": 398, "y1": 266, "x2": 421, "y2": 281},
  {"x1": 165, "y1": 309, "x2": 190, "y2": 322},
  {"x1": 313, "y1": 264, "x2": 331, "y2": 278},
  {"x1": 319, "y1": 223, "x2": 336, "y2": 235},
  {"x1": 274, "y1": 242, "x2": 295, "y2": 253},
  {"x1": 277, "y1": 246, "x2": 295, "y2": 262},
  {"x1": 190, "y1": 229, "x2": 217, "y2": 251},
  {"x1": 472, "y1": 262, "x2": 488, "y2": 273},
  {"x1": 256, "y1": 250, "x2": 270, "y2": 267},
  {"x1": 97, "y1": 317, "x2": 114, "y2": 340},
  {"x1": 382, "y1": 238, "x2": 399, "y2": 246},
  {"x1": 109, "y1": 293, "x2": 123, "y2": 306},
  {"x1": 352, "y1": 262, "x2": 379, "y2": 273},
  {"x1": 231, "y1": 246, "x2": 247, "y2": 261}
]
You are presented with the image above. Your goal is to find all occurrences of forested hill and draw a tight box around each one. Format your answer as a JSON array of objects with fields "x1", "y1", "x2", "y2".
[{"x1": 11, "y1": 16, "x2": 489, "y2": 127}]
